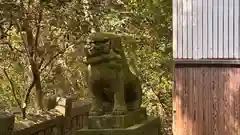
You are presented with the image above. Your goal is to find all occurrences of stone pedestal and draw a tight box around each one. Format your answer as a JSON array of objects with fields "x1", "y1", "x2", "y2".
[
  {"x1": 0, "y1": 111, "x2": 15, "y2": 135},
  {"x1": 88, "y1": 108, "x2": 147, "y2": 129},
  {"x1": 77, "y1": 108, "x2": 161, "y2": 135}
]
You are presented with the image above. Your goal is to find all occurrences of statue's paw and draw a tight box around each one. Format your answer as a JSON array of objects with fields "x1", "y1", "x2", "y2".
[
  {"x1": 127, "y1": 105, "x2": 135, "y2": 111},
  {"x1": 89, "y1": 108, "x2": 104, "y2": 116},
  {"x1": 112, "y1": 107, "x2": 127, "y2": 115},
  {"x1": 127, "y1": 101, "x2": 141, "y2": 111}
]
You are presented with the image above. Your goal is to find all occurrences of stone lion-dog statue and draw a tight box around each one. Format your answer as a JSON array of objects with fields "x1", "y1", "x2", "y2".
[{"x1": 83, "y1": 32, "x2": 142, "y2": 116}]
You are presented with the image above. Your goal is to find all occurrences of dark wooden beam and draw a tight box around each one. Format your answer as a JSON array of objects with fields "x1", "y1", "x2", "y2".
[{"x1": 175, "y1": 59, "x2": 240, "y2": 67}]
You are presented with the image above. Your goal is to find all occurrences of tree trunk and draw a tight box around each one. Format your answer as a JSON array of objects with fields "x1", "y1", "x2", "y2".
[
  {"x1": 21, "y1": 107, "x2": 26, "y2": 119},
  {"x1": 24, "y1": 21, "x2": 44, "y2": 109},
  {"x1": 30, "y1": 59, "x2": 43, "y2": 109},
  {"x1": 35, "y1": 72, "x2": 43, "y2": 109}
]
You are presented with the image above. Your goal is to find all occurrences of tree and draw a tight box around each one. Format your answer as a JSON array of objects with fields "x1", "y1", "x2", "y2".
[{"x1": 0, "y1": 0, "x2": 77, "y2": 117}]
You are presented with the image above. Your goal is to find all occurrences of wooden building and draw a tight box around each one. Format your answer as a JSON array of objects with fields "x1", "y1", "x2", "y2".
[{"x1": 172, "y1": 0, "x2": 240, "y2": 135}]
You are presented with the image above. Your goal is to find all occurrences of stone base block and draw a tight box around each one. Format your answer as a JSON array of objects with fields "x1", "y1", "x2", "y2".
[
  {"x1": 0, "y1": 111, "x2": 15, "y2": 135},
  {"x1": 88, "y1": 108, "x2": 147, "y2": 129},
  {"x1": 77, "y1": 116, "x2": 161, "y2": 135}
]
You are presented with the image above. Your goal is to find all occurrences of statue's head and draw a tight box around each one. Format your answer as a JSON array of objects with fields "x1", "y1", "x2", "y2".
[
  {"x1": 83, "y1": 32, "x2": 124, "y2": 65},
  {"x1": 84, "y1": 33, "x2": 112, "y2": 57},
  {"x1": 84, "y1": 32, "x2": 122, "y2": 57}
]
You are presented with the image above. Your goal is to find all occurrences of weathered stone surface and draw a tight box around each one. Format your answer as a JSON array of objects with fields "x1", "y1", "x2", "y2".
[
  {"x1": 0, "y1": 111, "x2": 15, "y2": 135},
  {"x1": 77, "y1": 116, "x2": 161, "y2": 135},
  {"x1": 87, "y1": 108, "x2": 147, "y2": 129},
  {"x1": 84, "y1": 32, "x2": 142, "y2": 116},
  {"x1": 71, "y1": 100, "x2": 91, "y2": 117}
]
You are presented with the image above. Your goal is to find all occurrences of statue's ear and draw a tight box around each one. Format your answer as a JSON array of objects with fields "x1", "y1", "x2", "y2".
[
  {"x1": 110, "y1": 37, "x2": 122, "y2": 53},
  {"x1": 105, "y1": 40, "x2": 111, "y2": 46}
]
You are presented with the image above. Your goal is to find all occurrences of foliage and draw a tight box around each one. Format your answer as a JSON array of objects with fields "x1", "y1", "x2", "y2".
[{"x1": 0, "y1": 0, "x2": 172, "y2": 134}]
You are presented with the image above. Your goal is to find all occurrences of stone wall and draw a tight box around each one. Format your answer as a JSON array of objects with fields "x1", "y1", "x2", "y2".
[{"x1": 0, "y1": 97, "x2": 91, "y2": 135}]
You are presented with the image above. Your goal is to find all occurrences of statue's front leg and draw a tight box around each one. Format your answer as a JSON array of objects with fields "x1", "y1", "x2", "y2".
[
  {"x1": 88, "y1": 83, "x2": 104, "y2": 116},
  {"x1": 111, "y1": 71, "x2": 127, "y2": 115},
  {"x1": 127, "y1": 80, "x2": 142, "y2": 111}
]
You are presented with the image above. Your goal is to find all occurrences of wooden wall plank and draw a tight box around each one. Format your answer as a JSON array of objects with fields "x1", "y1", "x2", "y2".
[
  {"x1": 235, "y1": 68, "x2": 240, "y2": 134},
  {"x1": 202, "y1": 67, "x2": 206, "y2": 135},
  {"x1": 228, "y1": 68, "x2": 232, "y2": 134},
  {"x1": 179, "y1": 68, "x2": 184, "y2": 134},
  {"x1": 226, "y1": 67, "x2": 230, "y2": 135},
  {"x1": 183, "y1": 68, "x2": 188, "y2": 134},
  {"x1": 203, "y1": 67, "x2": 210, "y2": 135},
  {"x1": 222, "y1": 68, "x2": 227, "y2": 135},
  {"x1": 212, "y1": 67, "x2": 218, "y2": 134},
  {"x1": 236, "y1": 68, "x2": 240, "y2": 134},
  {"x1": 188, "y1": 68, "x2": 193, "y2": 135},
  {"x1": 192, "y1": 67, "x2": 197, "y2": 134},
  {"x1": 218, "y1": 67, "x2": 224, "y2": 135},
  {"x1": 208, "y1": 68, "x2": 213, "y2": 135},
  {"x1": 177, "y1": 0, "x2": 183, "y2": 58},
  {"x1": 232, "y1": 69, "x2": 236, "y2": 134},
  {"x1": 197, "y1": 67, "x2": 203, "y2": 135}
]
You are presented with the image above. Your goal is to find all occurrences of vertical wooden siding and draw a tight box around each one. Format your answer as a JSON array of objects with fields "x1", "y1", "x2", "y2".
[
  {"x1": 173, "y1": 0, "x2": 240, "y2": 59},
  {"x1": 173, "y1": 67, "x2": 240, "y2": 135}
]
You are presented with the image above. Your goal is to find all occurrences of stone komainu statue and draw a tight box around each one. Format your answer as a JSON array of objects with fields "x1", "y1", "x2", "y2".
[{"x1": 83, "y1": 32, "x2": 142, "y2": 116}]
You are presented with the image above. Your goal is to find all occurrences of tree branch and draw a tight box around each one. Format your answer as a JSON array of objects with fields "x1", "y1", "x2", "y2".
[
  {"x1": 0, "y1": 19, "x2": 12, "y2": 39},
  {"x1": 34, "y1": 8, "x2": 43, "y2": 59},
  {"x1": 14, "y1": 19, "x2": 30, "y2": 56},
  {"x1": 39, "y1": 44, "x2": 73, "y2": 73},
  {"x1": 23, "y1": 77, "x2": 36, "y2": 109},
  {"x1": 38, "y1": 57, "x2": 45, "y2": 69},
  {"x1": 3, "y1": 69, "x2": 22, "y2": 108},
  {"x1": 4, "y1": 39, "x2": 25, "y2": 53},
  {"x1": 41, "y1": 62, "x2": 54, "y2": 81}
]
